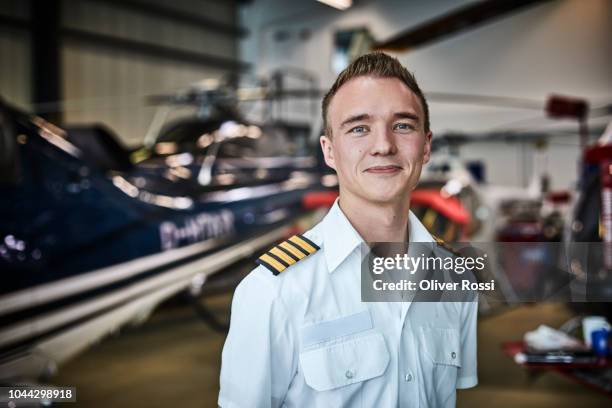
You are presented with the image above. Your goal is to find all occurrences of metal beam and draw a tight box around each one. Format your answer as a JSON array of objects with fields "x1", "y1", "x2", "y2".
[
  {"x1": 61, "y1": 27, "x2": 249, "y2": 71},
  {"x1": 375, "y1": 0, "x2": 551, "y2": 52},
  {"x1": 87, "y1": 0, "x2": 248, "y2": 38},
  {"x1": 0, "y1": 15, "x2": 250, "y2": 72}
]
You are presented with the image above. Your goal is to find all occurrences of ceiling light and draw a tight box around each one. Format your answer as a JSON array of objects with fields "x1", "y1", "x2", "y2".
[{"x1": 317, "y1": 0, "x2": 352, "y2": 11}]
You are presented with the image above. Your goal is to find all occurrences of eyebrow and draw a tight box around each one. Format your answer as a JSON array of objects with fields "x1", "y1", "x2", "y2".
[
  {"x1": 393, "y1": 111, "x2": 420, "y2": 122},
  {"x1": 339, "y1": 111, "x2": 420, "y2": 129},
  {"x1": 340, "y1": 113, "x2": 371, "y2": 129}
]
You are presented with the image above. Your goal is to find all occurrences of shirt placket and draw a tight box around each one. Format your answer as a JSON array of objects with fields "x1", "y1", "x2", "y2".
[{"x1": 398, "y1": 301, "x2": 419, "y2": 407}]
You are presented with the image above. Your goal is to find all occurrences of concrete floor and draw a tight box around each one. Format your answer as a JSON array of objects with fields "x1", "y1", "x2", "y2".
[{"x1": 53, "y1": 294, "x2": 610, "y2": 407}]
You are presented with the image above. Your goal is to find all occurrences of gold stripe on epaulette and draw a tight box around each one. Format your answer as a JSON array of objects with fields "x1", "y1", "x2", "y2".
[
  {"x1": 256, "y1": 234, "x2": 320, "y2": 275},
  {"x1": 270, "y1": 247, "x2": 297, "y2": 266},
  {"x1": 288, "y1": 235, "x2": 318, "y2": 254},
  {"x1": 257, "y1": 253, "x2": 287, "y2": 275},
  {"x1": 279, "y1": 241, "x2": 306, "y2": 260}
]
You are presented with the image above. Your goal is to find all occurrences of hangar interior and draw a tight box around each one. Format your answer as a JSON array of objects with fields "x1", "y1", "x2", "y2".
[{"x1": 0, "y1": 0, "x2": 611, "y2": 407}]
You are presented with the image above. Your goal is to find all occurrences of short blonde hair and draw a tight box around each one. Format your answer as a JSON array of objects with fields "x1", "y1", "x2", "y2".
[{"x1": 322, "y1": 52, "x2": 429, "y2": 137}]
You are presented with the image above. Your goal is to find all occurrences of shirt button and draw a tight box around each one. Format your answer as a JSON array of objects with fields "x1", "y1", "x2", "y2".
[
  {"x1": 404, "y1": 373, "x2": 413, "y2": 382},
  {"x1": 451, "y1": 352, "x2": 457, "y2": 359},
  {"x1": 345, "y1": 370, "x2": 354, "y2": 379}
]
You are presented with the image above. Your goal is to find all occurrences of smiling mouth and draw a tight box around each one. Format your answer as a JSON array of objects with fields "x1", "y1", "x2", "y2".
[{"x1": 364, "y1": 165, "x2": 402, "y2": 174}]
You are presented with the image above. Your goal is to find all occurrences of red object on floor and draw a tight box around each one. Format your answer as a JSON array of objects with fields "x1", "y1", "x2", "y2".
[
  {"x1": 502, "y1": 341, "x2": 612, "y2": 396},
  {"x1": 502, "y1": 342, "x2": 612, "y2": 368},
  {"x1": 411, "y1": 189, "x2": 470, "y2": 225}
]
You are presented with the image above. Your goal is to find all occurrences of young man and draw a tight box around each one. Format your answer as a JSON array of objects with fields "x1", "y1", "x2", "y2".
[{"x1": 219, "y1": 52, "x2": 478, "y2": 407}]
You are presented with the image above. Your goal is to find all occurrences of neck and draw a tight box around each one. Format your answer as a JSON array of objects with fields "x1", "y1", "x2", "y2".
[{"x1": 338, "y1": 189, "x2": 411, "y2": 244}]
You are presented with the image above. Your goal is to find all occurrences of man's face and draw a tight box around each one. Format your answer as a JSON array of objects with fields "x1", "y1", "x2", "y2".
[{"x1": 321, "y1": 76, "x2": 432, "y2": 205}]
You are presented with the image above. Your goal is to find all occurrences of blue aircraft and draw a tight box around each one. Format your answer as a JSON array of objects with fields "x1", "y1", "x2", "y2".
[{"x1": 0, "y1": 95, "x2": 329, "y2": 383}]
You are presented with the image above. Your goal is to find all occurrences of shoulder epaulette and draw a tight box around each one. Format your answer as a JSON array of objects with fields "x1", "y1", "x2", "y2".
[
  {"x1": 256, "y1": 234, "x2": 320, "y2": 275},
  {"x1": 432, "y1": 234, "x2": 462, "y2": 257}
]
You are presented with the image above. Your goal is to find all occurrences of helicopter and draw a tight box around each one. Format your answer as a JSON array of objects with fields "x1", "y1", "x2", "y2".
[{"x1": 0, "y1": 70, "x2": 330, "y2": 383}]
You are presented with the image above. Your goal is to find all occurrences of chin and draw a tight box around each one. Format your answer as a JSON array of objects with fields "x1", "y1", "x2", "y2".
[
  {"x1": 363, "y1": 190, "x2": 405, "y2": 204},
  {"x1": 369, "y1": 183, "x2": 409, "y2": 201}
]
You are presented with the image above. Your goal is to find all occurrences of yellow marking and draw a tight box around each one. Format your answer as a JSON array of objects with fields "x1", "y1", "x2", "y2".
[
  {"x1": 423, "y1": 209, "x2": 437, "y2": 230},
  {"x1": 270, "y1": 247, "x2": 296, "y2": 265},
  {"x1": 280, "y1": 241, "x2": 305, "y2": 259},
  {"x1": 259, "y1": 253, "x2": 286, "y2": 273},
  {"x1": 289, "y1": 235, "x2": 317, "y2": 254},
  {"x1": 444, "y1": 223, "x2": 456, "y2": 242}
]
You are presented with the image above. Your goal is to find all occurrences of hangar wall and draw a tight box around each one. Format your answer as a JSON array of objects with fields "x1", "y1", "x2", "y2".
[
  {"x1": 238, "y1": 0, "x2": 612, "y2": 190},
  {"x1": 0, "y1": 0, "x2": 242, "y2": 147},
  {"x1": 0, "y1": 1, "x2": 30, "y2": 110}
]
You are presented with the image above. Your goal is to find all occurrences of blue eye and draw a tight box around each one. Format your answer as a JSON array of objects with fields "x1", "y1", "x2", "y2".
[
  {"x1": 394, "y1": 122, "x2": 415, "y2": 132},
  {"x1": 349, "y1": 126, "x2": 367, "y2": 134}
]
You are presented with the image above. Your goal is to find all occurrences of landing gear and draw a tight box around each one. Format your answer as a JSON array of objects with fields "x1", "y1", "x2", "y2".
[
  {"x1": 187, "y1": 292, "x2": 230, "y2": 333},
  {"x1": 186, "y1": 259, "x2": 254, "y2": 333}
]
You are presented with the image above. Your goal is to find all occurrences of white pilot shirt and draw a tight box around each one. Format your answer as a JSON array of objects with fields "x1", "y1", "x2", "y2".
[{"x1": 219, "y1": 198, "x2": 478, "y2": 407}]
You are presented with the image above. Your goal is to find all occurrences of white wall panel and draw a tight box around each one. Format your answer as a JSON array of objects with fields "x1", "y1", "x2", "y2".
[
  {"x1": 59, "y1": 0, "x2": 238, "y2": 146},
  {"x1": 62, "y1": 43, "x2": 225, "y2": 146},
  {"x1": 456, "y1": 135, "x2": 580, "y2": 190},
  {"x1": 145, "y1": 0, "x2": 237, "y2": 25},
  {"x1": 0, "y1": 29, "x2": 30, "y2": 110},
  {"x1": 62, "y1": 0, "x2": 236, "y2": 59}
]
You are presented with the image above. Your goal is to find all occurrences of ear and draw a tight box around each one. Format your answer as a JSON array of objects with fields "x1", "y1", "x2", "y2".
[
  {"x1": 422, "y1": 131, "x2": 433, "y2": 164},
  {"x1": 319, "y1": 134, "x2": 336, "y2": 171}
]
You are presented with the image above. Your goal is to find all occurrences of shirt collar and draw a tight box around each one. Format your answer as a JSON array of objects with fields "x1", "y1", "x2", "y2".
[
  {"x1": 408, "y1": 210, "x2": 435, "y2": 243},
  {"x1": 321, "y1": 198, "x2": 363, "y2": 274},
  {"x1": 321, "y1": 197, "x2": 434, "y2": 274}
]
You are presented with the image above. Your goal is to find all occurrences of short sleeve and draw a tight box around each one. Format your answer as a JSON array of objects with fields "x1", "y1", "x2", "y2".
[
  {"x1": 218, "y1": 267, "x2": 297, "y2": 407},
  {"x1": 456, "y1": 296, "x2": 478, "y2": 389}
]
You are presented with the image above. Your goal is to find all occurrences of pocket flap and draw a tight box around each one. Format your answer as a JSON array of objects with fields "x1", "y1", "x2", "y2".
[
  {"x1": 301, "y1": 310, "x2": 373, "y2": 347},
  {"x1": 300, "y1": 332, "x2": 390, "y2": 391},
  {"x1": 420, "y1": 326, "x2": 462, "y2": 367}
]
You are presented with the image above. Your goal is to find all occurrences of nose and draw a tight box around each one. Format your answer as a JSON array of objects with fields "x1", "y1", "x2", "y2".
[{"x1": 370, "y1": 127, "x2": 397, "y2": 156}]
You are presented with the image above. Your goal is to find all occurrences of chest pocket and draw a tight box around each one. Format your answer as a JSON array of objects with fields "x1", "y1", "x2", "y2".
[
  {"x1": 420, "y1": 326, "x2": 462, "y2": 367},
  {"x1": 300, "y1": 332, "x2": 390, "y2": 391}
]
